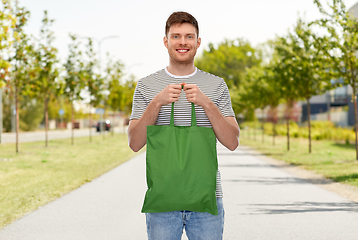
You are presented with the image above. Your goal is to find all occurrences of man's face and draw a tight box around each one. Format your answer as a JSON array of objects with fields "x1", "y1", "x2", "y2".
[{"x1": 164, "y1": 23, "x2": 201, "y2": 65}]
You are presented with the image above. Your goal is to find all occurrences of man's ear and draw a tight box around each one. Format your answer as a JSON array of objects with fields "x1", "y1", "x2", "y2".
[
  {"x1": 197, "y1": 37, "x2": 201, "y2": 48},
  {"x1": 163, "y1": 36, "x2": 168, "y2": 49}
]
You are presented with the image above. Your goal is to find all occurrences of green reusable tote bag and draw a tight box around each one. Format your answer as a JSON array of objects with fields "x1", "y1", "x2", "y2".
[{"x1": 142, "y1": 102, "x2": 218, "y2": 215}]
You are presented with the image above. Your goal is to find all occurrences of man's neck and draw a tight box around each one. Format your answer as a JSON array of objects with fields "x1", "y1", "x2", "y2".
[{"x1": 166, "y1": 62, "x2": 196, "y2": 76}]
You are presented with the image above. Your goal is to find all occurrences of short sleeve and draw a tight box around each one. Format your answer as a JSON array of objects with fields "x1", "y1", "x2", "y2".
[
  {"x1": 130, "y1": 80, "x2": 148, "y2": 120},
  {"x1": 216, "y1": 80, "x2": 235, "y2": 117}
]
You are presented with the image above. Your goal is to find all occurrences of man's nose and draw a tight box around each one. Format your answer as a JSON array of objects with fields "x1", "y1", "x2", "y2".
[{"x1": 179, "y1": 36, "x2": 186, "y2": 45}]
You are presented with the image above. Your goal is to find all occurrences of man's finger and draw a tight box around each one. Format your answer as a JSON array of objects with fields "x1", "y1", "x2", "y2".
[
  {"x1": 183, "y1": 84, "x2": 197, "y2": 91},
  {"x1": 171, "y1": 84, "x2": 182, "y2": 89}
]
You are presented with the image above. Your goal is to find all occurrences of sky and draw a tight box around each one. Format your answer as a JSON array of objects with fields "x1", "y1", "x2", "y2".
[{"x1": 22, "y1": 0, "x2": 358, "y2": 80}]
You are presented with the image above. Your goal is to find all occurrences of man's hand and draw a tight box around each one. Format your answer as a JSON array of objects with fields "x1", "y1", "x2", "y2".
[
  {"x1": 153, "y1": 84, "x2": 182, "y2": 106},
  {"x1": 182, "y1": 83, "x2": 210, "y2": 107},
  {"x1": 182, "y1": 82, "x2": 239, "y2": 151}
]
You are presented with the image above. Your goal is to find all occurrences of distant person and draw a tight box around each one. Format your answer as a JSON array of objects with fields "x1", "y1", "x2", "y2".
[{"x1": 128, "y1": 11, "x2": 240, "y2": 240}]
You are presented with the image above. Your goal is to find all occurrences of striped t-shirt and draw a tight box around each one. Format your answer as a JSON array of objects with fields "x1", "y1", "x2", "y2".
[{"x1": 130, "y1": 67, "x2": 235, "y2": 198}]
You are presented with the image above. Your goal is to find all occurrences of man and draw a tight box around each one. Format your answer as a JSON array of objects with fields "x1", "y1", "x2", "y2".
[{"x1": 128, "y1": 11, "x2": 240, "y2": 240}]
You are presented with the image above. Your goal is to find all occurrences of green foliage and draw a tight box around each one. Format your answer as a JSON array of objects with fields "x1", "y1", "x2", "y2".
[
  {"x1": 33, "y1": 11, "x2": 61, "y2": 98},
  {"x1": 32, "y1": 10, "x2": 61, "y2": 146},
  {"x1": 84, "y1": 38, "x2": 102, "y2": 107},
  {"x1": 63, "y1": 34, "x2": 86, "y2": 102},
  {"x1": 196, "y1": 39, "x2": 261, "y2": 88},
  {"x1": 195, "y1": 39, "x2": 262, "y2": 119},
  {"x1": 10, "y1": 3, "x2": 36, "y2": 93},
  {"x1": 2, "y1": 93, "x2": 11, "y2": 132},
  {"x1": 46, "y1": 96, "x2": 74, "y2": 123},
  {"x1": 120, "y1": 76, "x2": 136, "y2": 116},
  {"x1": 105, "y1": 56, "x2": 123, "y2": 111},
  {"x1": 1, "y1": 95, "x2": 45, "y2": 132},
  {"x1": 242, "y1": 120, "x2": 355, "y2": 143},
  {"x1": 5, "y1": 1, "x2": 37, "y2": 152},
  {"x1": 235, "y1": 67, "x2": 266, "y2": 120},
  {"x1": 19, "y1": 97, "x2": 44, "y2": 131},
  {"x1": 0, "y1": 0, "x2": 15, "y2": 88},
  {"x1": 271, "y1": 17, "x2": 335, "y2": 153},
  {"x1": 274, "y1": 18, "x2": 333, "y2": 101},
  {"x1": 312, "y1": 0, "x2": 358, "y2": 89},
  {"x1": 313, "y1": 0, "x2": 358, "y2": 158},
  {"x1": 105, "y1": 56, "x2": 137, "y2": 117}
]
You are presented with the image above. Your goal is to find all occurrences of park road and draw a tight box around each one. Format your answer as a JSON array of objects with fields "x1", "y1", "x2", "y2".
[
  {"x1": 0, "y1": 143, "x2": 358, "y2": 239},
  {"x1": 0, "y1": 127, "x2": 127, "y2": 144}
]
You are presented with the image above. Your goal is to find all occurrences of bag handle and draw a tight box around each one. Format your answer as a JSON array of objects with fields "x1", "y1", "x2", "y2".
[{"x1": 170, "y1": 102, "x2": 197, "y2": 127}]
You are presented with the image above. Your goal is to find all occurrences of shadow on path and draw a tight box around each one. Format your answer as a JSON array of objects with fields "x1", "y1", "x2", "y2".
[
  {"x1": 218, "y1": 153, "x2": 284, "y2": 156},
  {"x1": 241, "y1": 201, "x2": 358, "y2": 215},
  {"x1": 219, "y1": 163, "x2": 300, "y2": 169},
  {"x1": 222, "y1": 176, "x2": 331, "y2": 185}
]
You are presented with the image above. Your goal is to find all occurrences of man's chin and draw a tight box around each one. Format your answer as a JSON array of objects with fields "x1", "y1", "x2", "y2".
[{"x1": 171, "y1": 56, "x2": 195, "y2": 65}]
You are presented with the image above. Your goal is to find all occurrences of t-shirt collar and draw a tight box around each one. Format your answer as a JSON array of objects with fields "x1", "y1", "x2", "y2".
[{"x1": 165, "y1": 67, "x2": 197, "y2": 78}]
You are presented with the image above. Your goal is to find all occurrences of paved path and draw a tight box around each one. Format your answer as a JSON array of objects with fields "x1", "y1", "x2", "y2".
[
  {"x1": 1, "y1": 144, "x2": 358, "y2": 239},
  {"x1": 1, "y1": 127, "x2": 127, "y2": 144}
]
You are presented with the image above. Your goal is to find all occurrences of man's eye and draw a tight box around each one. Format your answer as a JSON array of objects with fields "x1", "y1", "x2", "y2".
[
  {"x1": 187, "y1": 36, "x2": 193, "y2": 39},
  {"x1": 173, "y1": 36, "x2": 179, "y2": 39}
]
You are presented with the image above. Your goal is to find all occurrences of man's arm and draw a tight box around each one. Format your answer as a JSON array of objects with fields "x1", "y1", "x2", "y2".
[
  {"x1": 127, "y1": 84, "x2": 182, "y2": 152},
  {"x1": 183, "y1": 84, "x2": 240, "y2": 151}
]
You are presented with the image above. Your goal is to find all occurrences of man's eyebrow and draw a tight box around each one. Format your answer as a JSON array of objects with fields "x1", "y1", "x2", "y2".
[{"x1": 170, "y1": 33, "x2": 196, "y2": 36}]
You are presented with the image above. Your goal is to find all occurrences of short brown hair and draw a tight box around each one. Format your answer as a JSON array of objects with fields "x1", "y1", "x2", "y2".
[{"x1": 165, "y1": 11, "x2": 199, "y2": 37}]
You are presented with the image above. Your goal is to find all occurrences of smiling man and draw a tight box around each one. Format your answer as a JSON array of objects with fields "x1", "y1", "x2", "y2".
[{"x1": 128, "y1": 11, "x2": 240, "y2": 240}]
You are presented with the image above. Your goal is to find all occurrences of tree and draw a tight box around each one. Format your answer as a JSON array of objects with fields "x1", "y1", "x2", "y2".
[
  {"x1": 106, "y1": 58, "x2": 124, "y2": 135},
  {"x1": 0, "y1": 0, "x2": 16, "y2": 141},
  {"x1": 262, "y1": 68, "x2": 282, "y2": 146},
  {"x1": 239, "y1": 66, "x2": 270, "y2": 141},
  {"x1": 19, "y1": 96, "x2": 43, "y2": 131},
  {"x1": 120, "y1": 75, "x2": 136, "y2": 117},
  {"x1": 196, "y1": 39, "x2": 261, "y2": 88},
  {"x1": 195, "y1": 39, "x2": 262, "y2": 119},
  {"x1": 313, "y1": 0, "x2": 358, "y2": 160},
  {"x1": 275, "y1": 18, "x2": 333, "y2": 153},
  {"x1": 270, "y1": 37, "x2": 301, "y2": 151},
  {"x1": 63, "y1": 34, "x2": 85, "y2": 145},
  {"x1": 84, "y1": 38, "x2": 102, "y2": 141},
  {"x1": 9, "y1": 1, "x2": 36, "y2": 153},
  {"x1": 0, "y1": 0, "x2": 15, "y2": 86},
  {"x1": 33, "y1": 10, "x2": 61, "y2": 147}
]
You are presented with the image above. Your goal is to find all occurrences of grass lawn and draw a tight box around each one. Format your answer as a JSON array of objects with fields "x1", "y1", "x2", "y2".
[
  {"x1": 0, "y1": 133, "x2": 139, "y2": 229},
  {"x1": 241, "y1": 130, "x2": 358, "y2": 187}
]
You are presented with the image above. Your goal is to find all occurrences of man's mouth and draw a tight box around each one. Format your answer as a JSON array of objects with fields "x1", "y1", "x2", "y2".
[{"x1": 177, "y1": 49, "x2": 189, "y2": 53}]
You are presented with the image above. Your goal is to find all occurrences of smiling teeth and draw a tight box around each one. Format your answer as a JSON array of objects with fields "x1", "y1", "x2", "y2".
[{"x1": 178, "y1": 50, "x2": 188, "y2": 52}]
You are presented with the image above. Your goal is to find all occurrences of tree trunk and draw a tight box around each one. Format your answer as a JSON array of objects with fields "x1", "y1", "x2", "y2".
[
  {"x1": 307, "y1": 98, "x2": 312, "y2": 154},
  {"x1": 45, "y1": 96, "x2": 49, "y2": 147},
  {"x1": 272, "y1": 121, "x2": 276, "y2": 146},
  {"x1": 102, "y1": 107, "x2": 106, "y2": 140},
  {"x1": 254, "y1": 121, "x2": 256, "y2": 141},
  {"x1": 286, "y1": 99, "x2": 294, "y2": 151},
  {"x1": 353, "y1": 87, "x2": 358, "y2": 160},
  {"x1": 111, "y1": 112, "x2": 115, "y2": 136},
  {"x1": 89, "y1": 104, "x2": 92, "y2": 142},
  {"x1": 248, "y1": 126, "x2": 250, "y2": 140},
  {"x1": 71, "y1": 101, "x2": 74, "y2": 145},
  {"x1": 0, "y1": 88, "x2": 3, "y2": 144},
  {"x1": 286, "y1": 117, "x2": 290, "y2": 151},
  {"x1": 15, "y1": 86, "x2": 19, "y2": 154},
  {"x1": 262, "y1": 108, "x2": 264, "y2": 143}
]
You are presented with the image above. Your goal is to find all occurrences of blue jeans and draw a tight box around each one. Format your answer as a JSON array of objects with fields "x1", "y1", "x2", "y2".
[{"x1": 145, "y1": 198, "x2": 224, "y2": 240}]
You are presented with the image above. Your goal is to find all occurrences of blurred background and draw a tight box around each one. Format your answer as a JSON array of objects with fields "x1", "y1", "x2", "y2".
[{"x1": 1, "y1": 0, "x2": 358, "y2": 153}]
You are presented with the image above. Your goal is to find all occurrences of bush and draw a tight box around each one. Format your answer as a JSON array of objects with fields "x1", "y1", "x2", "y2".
[
  {"x1": 311, "y1": 120, "x2": 335, "y2": 129},
  {"x1": 241, "y1": 120, "x2": 355, "y2": 143}
]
